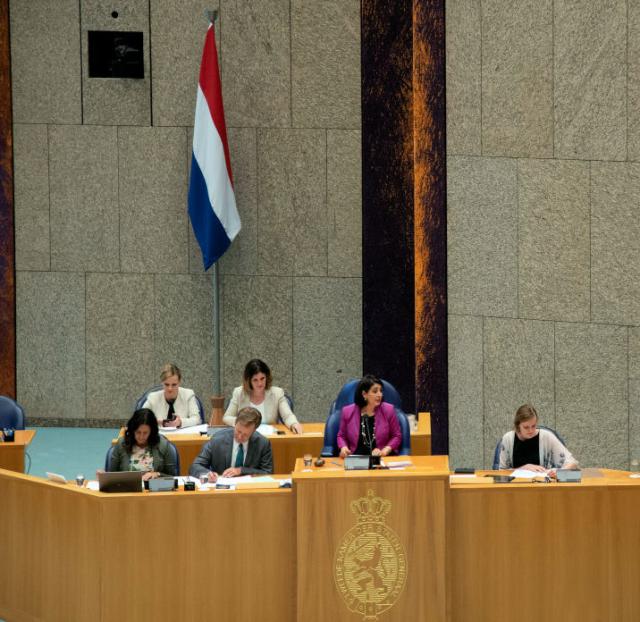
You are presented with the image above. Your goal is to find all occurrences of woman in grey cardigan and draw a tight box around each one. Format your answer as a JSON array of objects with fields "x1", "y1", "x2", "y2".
[
  {"x1": 108, "y1": 409, "x2": 177, "y2": 479},
  {"x1": 498, "y1": 404, "x2": 578, "y2": 473}
]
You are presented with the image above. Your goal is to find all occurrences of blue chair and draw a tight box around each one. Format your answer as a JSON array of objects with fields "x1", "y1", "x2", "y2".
[
  {"x1": 135, "y1": 385, "x2": 205, "y2": 425},
  {"x1": 105, "y1": 440, "x2": 180, "y2": 475},
  {"x1": 321, "y1": 379, "x2": 411, "y2": 456},
  {"x1": 492, "y1": 425, "x2": 566, "y2": 469},
  {"x1": 278, "y1": 393, "x2": 295, "y2": 425},
  {"x1": 0, "y1": 396, "x2": 26, "y2": 429}
]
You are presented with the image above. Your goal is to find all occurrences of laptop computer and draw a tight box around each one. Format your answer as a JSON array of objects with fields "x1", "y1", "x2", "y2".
[{"x1": 98, "y1": 470, "x2": 144, "y2": 493}]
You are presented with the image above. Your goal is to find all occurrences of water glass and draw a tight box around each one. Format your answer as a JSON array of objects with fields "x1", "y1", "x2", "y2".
[
  {"x1": 303, "y1": 454, "x2": 312, "y2": 467},
  {"x1": 75, "y1": 474, "x2": 85, "y2": 487}
]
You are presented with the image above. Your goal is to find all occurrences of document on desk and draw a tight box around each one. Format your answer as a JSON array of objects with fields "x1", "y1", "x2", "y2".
[
  {"x1": 217, "y1": 475, "x2": 253, "y2": 486},
  {"x1": 511, "y1": 468, "x2": 550, "y2": 480},
  {"x1": 382, "y1": 459, "x2": 413, "y2": 469},
  {"x1": 257, "y1": 424, "x2": 275, "y2": 436},
  {"x1": 196, "y1": 476, "x2": 280, "y2": 490}
]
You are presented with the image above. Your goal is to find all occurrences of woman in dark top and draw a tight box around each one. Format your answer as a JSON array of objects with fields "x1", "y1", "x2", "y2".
[
  {"x1": 108, "y1": 408, "x2": 177, "y2": 479},
  {"x1": 337, "y1": 375, "x2": 402, "y2": 459},
  {"x1": 498, "y1": 404, "x2": 578, "y2": 472}
]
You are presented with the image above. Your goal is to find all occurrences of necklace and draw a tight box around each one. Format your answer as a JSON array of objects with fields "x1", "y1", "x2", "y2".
[{"x1": 360, "y1": 413, "x2": 375, "y2": 449}]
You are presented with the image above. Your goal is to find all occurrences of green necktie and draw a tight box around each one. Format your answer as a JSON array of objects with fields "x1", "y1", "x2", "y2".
[{"x1": 234, "y1": 443, "x2": 244, "y2": 468}]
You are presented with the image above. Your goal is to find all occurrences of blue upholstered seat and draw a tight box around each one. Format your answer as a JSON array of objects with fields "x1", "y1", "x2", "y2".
[{"x1": 0, "y1": 395, "x2": 26, "y2": 430}]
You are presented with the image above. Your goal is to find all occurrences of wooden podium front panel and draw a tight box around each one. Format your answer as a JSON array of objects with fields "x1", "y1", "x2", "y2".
[
  {"x1": 0, "y1": 430, "x2": 36, "y2": 472},
  {"x1": 0, "y1": 470, "x2": 101, "y2": 622},
  {"x1": 448, "y1": 482, "x2": 640, "y2": 622},
  {"x1": 100, "y1": 489, "x2": 296, "y2": 622},
  {"x1": 295, "y1": 472, "x2": 447, "y2": 622}
]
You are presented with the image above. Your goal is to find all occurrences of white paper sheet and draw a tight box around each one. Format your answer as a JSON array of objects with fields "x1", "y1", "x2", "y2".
[{"x1": 511, "y1": 468, "x2": 550, "y2": 479}]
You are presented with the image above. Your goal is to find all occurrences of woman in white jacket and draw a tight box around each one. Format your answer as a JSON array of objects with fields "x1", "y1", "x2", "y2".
[
  {"x1": 223, "y1": 359, "x2": 303, "y2": 434},
  {"x1": 143, "y1": 363, "x2": 201, "y2": 429}
]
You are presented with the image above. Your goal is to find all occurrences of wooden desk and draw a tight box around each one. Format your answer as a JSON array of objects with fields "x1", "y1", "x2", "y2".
[
  {"x1": 143, "y1": 414, "x2": 432, "y2": 476},
  {"x1": 0, "y1": 469, "x2": 295, "y2": 622},
  {"x1": 447, "y1": 470, "x2": 640, "y2": 622},
  {"x1": 0, "y1": 429, "x2": 35, "y2": 472},
  {"x1": 9, "y1": 457, "x2": 638, "y2": 621}
]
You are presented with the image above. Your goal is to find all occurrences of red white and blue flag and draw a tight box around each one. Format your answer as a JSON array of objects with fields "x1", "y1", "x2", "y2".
[{"x1": 188, "y1": 25, "x2": 240, "y2": 270}]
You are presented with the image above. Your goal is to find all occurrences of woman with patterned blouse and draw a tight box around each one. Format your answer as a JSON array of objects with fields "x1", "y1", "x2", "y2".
[{"x1": 108, "y1": 409, "x2": 177, "y2": 480}]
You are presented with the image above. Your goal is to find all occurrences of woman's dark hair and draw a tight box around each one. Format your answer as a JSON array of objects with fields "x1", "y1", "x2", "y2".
[
  {"x1": 242, "y1": 359, "x2": 273, "y2": 393},
  {"x1": 354, "y1": 375, "x2": 383, "y2": 407},
  {"x1": 124, "y1": 408, "x2": 160, "y2": 452}
]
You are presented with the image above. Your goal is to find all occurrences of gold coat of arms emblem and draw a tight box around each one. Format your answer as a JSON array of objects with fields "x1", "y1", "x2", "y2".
[{"x1": 334, "y1": 489, "x2": 407, "y2": 621}]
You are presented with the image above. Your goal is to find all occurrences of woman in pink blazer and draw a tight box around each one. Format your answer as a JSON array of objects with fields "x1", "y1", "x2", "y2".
[{"x1": 337, "y1": 375, "x2": 402, "y2": 458}]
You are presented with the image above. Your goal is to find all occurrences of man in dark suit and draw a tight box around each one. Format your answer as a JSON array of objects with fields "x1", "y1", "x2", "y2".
[{"x1": 189, "y1": 407, "x2": 273, "y2": 481}]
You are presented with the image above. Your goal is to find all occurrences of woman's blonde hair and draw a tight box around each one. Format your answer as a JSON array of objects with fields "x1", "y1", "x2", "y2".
[{"x1": 160, "y1": 363, "x2": 182, "y2": 382}]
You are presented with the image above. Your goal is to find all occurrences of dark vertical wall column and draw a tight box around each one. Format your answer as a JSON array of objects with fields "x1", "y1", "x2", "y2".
[
  {"x1": 361, "y1": 0, "x2": 416, "y2": 410},
  {"x1": 362, "y1": 0, "x2": 448, "y2": 454},
  {"x1": 0, "y1": 0, "x2": 16, "y2": 398}
]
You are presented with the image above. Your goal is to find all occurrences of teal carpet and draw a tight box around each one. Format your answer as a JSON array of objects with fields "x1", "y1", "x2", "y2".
[{"x1": 25, "y1": 426, "x2": 120, "y2": 481}]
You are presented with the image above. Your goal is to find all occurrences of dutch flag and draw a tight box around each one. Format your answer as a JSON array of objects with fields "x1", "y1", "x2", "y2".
[{"x1": 188, "y1": 24, "x2": 241, "y2": 270}]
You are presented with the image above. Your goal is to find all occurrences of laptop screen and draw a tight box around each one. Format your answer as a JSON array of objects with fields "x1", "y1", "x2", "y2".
[{"x1": 98, "y1": 470, "x2": 144, "y2": 493}]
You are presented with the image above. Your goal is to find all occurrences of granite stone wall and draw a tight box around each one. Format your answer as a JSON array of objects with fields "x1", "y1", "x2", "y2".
[
  {"x1": 447, "y1": 0, "x2": 638, "y2": 469},
  {"x1": 11, "y1": 0, "x2": 362, "y2": 424}
]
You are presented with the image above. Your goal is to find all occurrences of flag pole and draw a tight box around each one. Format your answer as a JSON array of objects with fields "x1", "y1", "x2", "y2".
[
  {"x1": 206, "y1": 8, "x2": 221, "y2": 399},
  {"x1": 210, "y1": 261, "x2": 225, "y2": 426},
  {"x1": 212, "y1": 257, "x2": 222, "y2": 395}
]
